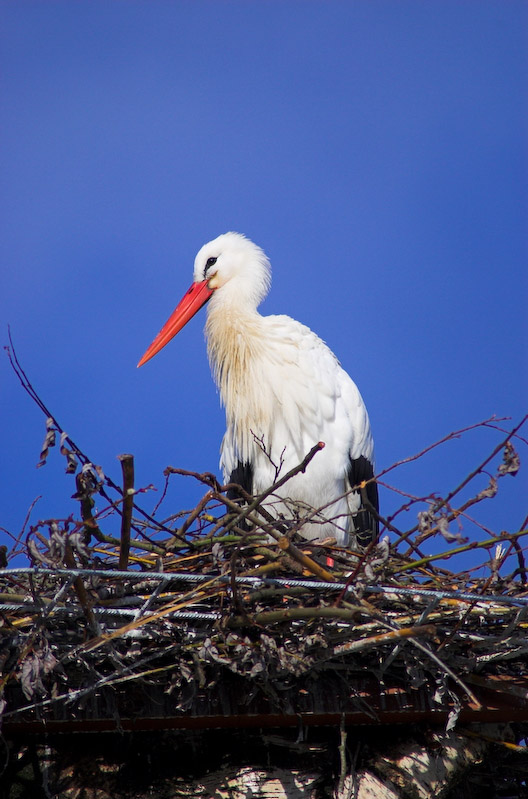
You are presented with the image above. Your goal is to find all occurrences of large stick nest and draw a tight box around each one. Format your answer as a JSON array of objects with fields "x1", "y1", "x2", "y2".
[{"x1": 1, "y1": 345, "x2": 528, "y2": 737}]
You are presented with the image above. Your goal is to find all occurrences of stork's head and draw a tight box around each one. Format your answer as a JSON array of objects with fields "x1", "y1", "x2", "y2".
[
  {"x1": 137, "y1": 232, "x2": 271, "y2": 368},
  {"x1": 194, "y1": 232, "x2": 271, "y2": 310}
]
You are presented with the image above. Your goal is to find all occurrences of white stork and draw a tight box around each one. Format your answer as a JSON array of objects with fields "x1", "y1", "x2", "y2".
[{"x1": 138, "y1": 232, "x2": 378, "y2": 547}]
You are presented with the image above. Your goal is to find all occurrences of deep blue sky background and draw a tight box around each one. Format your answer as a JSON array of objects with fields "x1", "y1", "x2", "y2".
[{"x1": 2, "y1": 2, "x2": 527, "y2": 569}]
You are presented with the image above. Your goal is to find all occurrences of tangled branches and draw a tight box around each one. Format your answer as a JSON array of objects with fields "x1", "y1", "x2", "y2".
[{"x1": 1, "y1": 339, "x2": 527, "y2": 742}]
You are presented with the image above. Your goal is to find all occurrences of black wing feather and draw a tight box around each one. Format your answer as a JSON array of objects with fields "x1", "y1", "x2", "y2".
[
  {"x1": 227, "y1": 460, "x2": 253, "y2": 501},
  {"x1": 347, "y1": 455, "x2": 379, "y2": 546}
]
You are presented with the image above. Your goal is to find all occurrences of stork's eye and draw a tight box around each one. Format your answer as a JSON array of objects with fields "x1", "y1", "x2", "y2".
[{"x1": 205, "y1": 256, "x2": 217, "y2": 275}]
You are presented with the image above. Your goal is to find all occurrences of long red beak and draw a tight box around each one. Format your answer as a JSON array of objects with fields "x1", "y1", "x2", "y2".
[{"x1": 137, "y1": 279, "x2": 214, "y2": 368}]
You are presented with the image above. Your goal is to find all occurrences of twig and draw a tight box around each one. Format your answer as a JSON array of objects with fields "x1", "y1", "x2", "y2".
[
  {"x1": 408, "y1": 636, "x2": 482, "y2": 708},
  {"x1": 118, "y1": 454, "x2": 134, "y2": 571},
  {"x1": 333, "y1": 624, "x2": 435, "y2": 655},
  {"x1": 5, "y1": 331, "x2": 193, "y2": 547},
  {"x1": 275, "y1": 535, "x2": 336, "y2": 582},
  {"x1": 63, "y1": 500, "x2": 167, "y2": 557},
  {"x1": 375, "y1": 415, "x2": 511, "y2": 481},
  {"x1": 63, "y1": 540, "x2": 100, "y2": 636},
  {"x1": 255, "y1": 441, "x2": 325, "y2": 497},
  {"x1": 393, "y1": 529, "x2": 528, "y2": 575},
  {"x1": 510, "y1": 536, "x2": 527, "y2": 584},
  {"x1": 166, "y1": 492, "x2": 215, "y2": 550},
  {"x1": 400, "y1": 415, "x2": 528, "y2": 552},
  {"x1": 337, "y1": 715, "x2": 348, "y2": 797},
  {"x1": 251, "y1": 430, "x2": 286, "y2": 482},
  {"x1": 214, "y1": 491, "x2": 336, "y2": 582},
  {"x1": 229, "y1": 605, "x2": 365, "y2": 628},
  {"x1": 77, "y1": 579, "x2": 225, "y2": 654},
  {"x1": 167, "y1": 443, "x2": 325, "y2": 540}
]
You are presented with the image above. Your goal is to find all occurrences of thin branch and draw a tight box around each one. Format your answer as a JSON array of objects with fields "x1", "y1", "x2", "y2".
[
  {"x1": 375, "y1": 415, "x2": 512, "y2": 481},
  {"x1": 398, "y1": 415, "x2": 528, "y2": 551},
  {"x1": 5, "y1": 331, "x2": 193, "y2": 547},
  {"x1": 63, "y1": 540, "x2": 100, "y2": 637},
  {"x1": 333, "y1": 624, "x2": 435, "y2": 655},
  {"x1": 394, "y1": 529, "x2": 528, "y2": 575},
  {"x1": 118, "y1": 454, "x2": 134, "y2": 570}
]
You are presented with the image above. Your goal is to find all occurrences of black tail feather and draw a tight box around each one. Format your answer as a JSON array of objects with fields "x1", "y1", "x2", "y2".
[{"x1": 348, "y1": 455, "x2": 379, "y2": 546}]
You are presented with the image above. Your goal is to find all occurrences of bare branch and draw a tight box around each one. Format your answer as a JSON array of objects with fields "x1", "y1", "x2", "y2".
[{"x1": 118, "y1": 454, "x2": 134, "y2": 570}]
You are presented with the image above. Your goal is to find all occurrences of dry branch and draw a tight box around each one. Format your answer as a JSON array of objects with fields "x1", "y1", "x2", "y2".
[{"x1": 117, "y1": 453, "x2": 134, "y2": 570}]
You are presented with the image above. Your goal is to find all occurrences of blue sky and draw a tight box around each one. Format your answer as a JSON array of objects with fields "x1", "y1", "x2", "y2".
[{"x1": 1, "y1": 2, "x2": 527, "y2": 569}]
